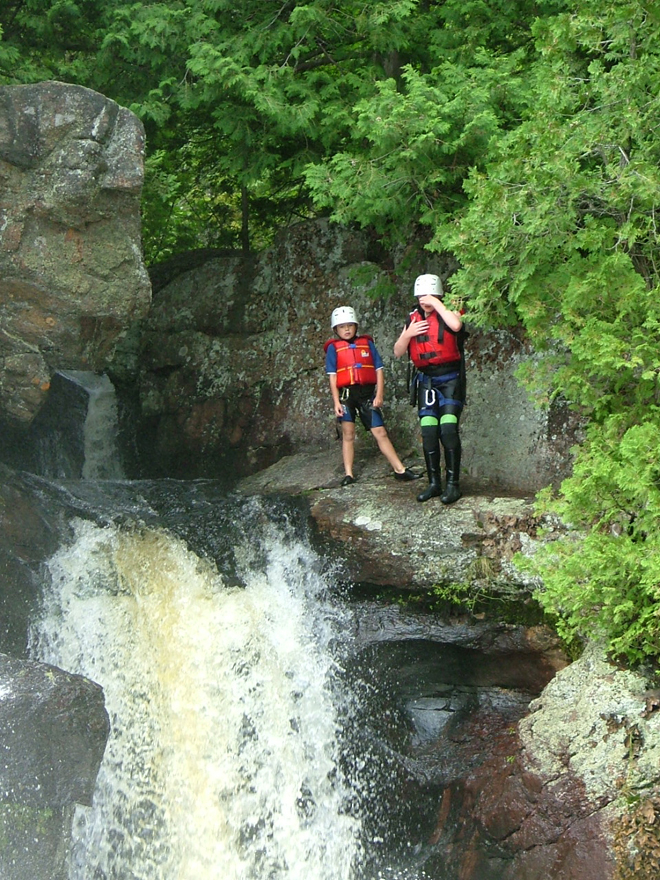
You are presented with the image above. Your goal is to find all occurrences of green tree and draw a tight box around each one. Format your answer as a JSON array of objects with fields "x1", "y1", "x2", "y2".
[
  {"x1": 439, "y1": 0, "x2": 660, "y2": 666},
  {"x1": 1, "y1": 0, "x2": 453, "y2": 258},
  {"x1": 304, "y1": 0, "x2": 565, "y2": 244},
  {"x1": 0, "y1": 0, "x2": 562, "y2": 260}
]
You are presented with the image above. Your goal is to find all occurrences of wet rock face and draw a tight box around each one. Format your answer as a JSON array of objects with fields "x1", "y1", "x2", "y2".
[
  {"x1": 0, "y1": 652, "x2": 109, "y2": 880},
  {"x1": 0, "y1": 81, "x2": 151, "y2": 428},
  {"x1": 237, "y1": 458, "x2": 660, "y2": 879},
  {"x1": 412, "y1": 645, "x2": 660, "y2": 880},
  {"x1": 0, "y1": 464, "x2": 65, "y2": 657},
  {"x1": 429, "y1": 736, "x2": 615, "y2": 880},
  {"x1": 342, "y1": 603, "x2": 585, "y2": 879},
  {"x1": 132, "y1": 223, "x2": 580, "y2": 490}
]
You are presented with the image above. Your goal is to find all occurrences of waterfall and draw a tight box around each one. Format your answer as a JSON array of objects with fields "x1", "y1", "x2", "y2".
[
  {"x1": 29, "y1": 502, "x2": 361, "y2": 880},
  {"x1": 58, "y1": 371, "x2": 124, "y2": 480},
  {"x1": 29, "y1": 371, "x2": 124, "y2": 480},
  {"x1": 13, "y1": 367, "x2": 557, "y2": 880},
  {"x1": 18, "y1": 473, "x2": 552, "y2": 880}
]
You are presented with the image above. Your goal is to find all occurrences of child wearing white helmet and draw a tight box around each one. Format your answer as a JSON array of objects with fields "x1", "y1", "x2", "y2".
[
  {"x1": 324, "y1": 307, "x2": 420, "y2": 486},
  {"x1": 393, "y1": 274, "x2": 466, "y2": 504}
]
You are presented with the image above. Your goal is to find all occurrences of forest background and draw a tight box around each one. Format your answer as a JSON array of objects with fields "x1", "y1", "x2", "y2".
[{"x1": 2, "y1": 0, "x2": 660, "y2": 669}]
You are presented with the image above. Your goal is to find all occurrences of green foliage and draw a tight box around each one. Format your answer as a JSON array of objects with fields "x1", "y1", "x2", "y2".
[
  {"x1": 304, "y1": 5, "x2": 546, "y2": 241},
  {"x1": 430, "y1": 0, "x2": 660, "y2": 668},
  {"x1": 519, "y1": 417, "x2": 660, "y2": 664},
  {"x1": 443, "y1": 1, "x2": 660, "y2": 333},
  {"x1": 0, "y1": 0, "x2": 563, "y2": 258}
]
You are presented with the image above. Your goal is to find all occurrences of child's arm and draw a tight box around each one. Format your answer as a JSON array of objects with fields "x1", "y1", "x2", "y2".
[
  {"x1": 328, "y1": 373, "x2": 344, "y2": 417},
  {"x1": 418, "y1": 295, "x2": 463, "y2": 331},
  {"x1": 373, "y1": 368, "x2": 384, "y2": 408}
]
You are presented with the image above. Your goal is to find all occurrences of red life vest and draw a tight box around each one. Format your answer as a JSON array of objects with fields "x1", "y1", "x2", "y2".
[
  {"x1": 324, "y1": 335, "x2": 378, "y2": 388},
  {"x1": 408, "y1": 309, "x2": 461, "y2": 369}
]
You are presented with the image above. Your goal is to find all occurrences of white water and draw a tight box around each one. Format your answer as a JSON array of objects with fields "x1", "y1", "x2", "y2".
[
  {"x1": 29, "y1": 514, "x2": 361, "y2": 879},
  {"x1": 59, "y1": 371, "x2": 124, "y2": 479}
]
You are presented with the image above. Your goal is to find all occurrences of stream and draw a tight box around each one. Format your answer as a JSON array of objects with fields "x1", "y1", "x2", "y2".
[{"x1": 17, "y1": 372, "x2": 550, "y2": 879}]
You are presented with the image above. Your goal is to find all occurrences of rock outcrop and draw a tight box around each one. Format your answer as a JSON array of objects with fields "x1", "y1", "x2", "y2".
[
  {"x1": 425, "y1": 644, "x2": 660, "y2": 880},
  {"x1": 239, "y1": 449, "x2": 560, "y2": 599},
  {"x1": 129, "y1": 223, "x2": 580, "y2": 490},
  {"x1": 0, "y1": 80, "x2": 149, "y2": 878},
  {"x1": 0, "y1": 81, "x2": 151, "y2": 430},
  {"x1": 0, "y1": 653, "x2": 109, "y2": 880},
  {"x1": 238, "y1": 453, "x2": 660, "y2": 879}
]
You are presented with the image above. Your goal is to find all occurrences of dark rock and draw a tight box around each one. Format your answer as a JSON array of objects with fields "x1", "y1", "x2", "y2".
[
  {"x1": 0, "y1": 464, "x2": 65, "y2": 656},
  {"x1": 0, "y1": 653, "x2": 109, "y2": 880}
]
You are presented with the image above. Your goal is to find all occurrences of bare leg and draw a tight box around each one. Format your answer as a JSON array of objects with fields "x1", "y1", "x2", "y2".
[
  {"x1": 342, "y1": 421, "x2": 355, "y2": 476},
  {"x1": 370, "y1": 426, "x2": 406, "y2": 474}
]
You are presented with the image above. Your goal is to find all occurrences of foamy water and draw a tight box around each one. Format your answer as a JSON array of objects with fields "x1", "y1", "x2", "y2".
[{"x1": 30, "y1": 516, "x2": 360, "y2": 879}]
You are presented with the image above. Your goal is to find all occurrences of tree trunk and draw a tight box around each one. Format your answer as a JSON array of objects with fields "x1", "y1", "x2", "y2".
[{"x1": 241, "y1": 186, "x2": 250, "y2": 252}]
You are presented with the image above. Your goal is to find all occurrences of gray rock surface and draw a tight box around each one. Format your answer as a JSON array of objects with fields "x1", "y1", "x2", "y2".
[
  {"x1": 239, "y1": 449, "x2": 558, "y2": 597},
  {"x1": 0, "y1": 81, "x2": 151, "y2": 427},
  {"x1": 521, "y1": 643, "x2": 660, "y2": 800},
  {"x1": 131, "y1": 221, "x2": 581, "y2": 488}
]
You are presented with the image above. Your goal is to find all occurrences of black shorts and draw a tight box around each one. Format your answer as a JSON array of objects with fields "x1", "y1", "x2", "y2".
[{"x1": 339, "y1": 384, "x2": 384, "y2": 430}]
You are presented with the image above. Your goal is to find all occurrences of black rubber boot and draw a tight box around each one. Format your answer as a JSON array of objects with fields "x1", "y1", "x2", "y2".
[
  {"x1": 417, "y1": 450, "x2": 442, "y2": 502},
  {"x1": 441, "y1": 447, "x2": 462, "y2": 504}
]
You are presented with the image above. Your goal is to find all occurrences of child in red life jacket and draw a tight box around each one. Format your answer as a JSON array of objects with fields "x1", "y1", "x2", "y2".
[
  {"x1": 324, "y1": 306, "x2": 420, "y2": 487},
  {"x1": 393, "y1": 275, "x2": 466, "y2": 504}
]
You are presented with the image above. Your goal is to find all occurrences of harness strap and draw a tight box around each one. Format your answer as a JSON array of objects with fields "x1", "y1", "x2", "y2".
[
  {"x1": 418, "y1": 372, "x2": 463, "y2": 410},
  {"x1": 420, "y1": 371, "x2": 460, "y2": 386}
]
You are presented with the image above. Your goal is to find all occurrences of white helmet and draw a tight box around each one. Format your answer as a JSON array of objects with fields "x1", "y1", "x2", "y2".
[
  {"x1": 331, "y1": 306, "x2": 357, "y2": 328},
  {"x1": 414, "y1": 274, "x2": 443, "y2": 298}
]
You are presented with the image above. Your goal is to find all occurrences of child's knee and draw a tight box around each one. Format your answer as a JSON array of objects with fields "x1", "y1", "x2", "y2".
[{"x1": 439, "y1": 418, "x2": 460, "y2": 450}]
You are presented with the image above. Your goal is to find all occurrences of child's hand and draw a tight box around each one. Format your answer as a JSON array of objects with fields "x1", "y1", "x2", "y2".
[
  {"x1": 334, "y1": 401, "x2": 344, "y2": 418},
  {"x1": 417, "y1": 294, "x2": 441, "y2": 311},
  {"x1": 407, "y1": 320, "x2": 430, "y2": 337},
  {"x1": 372, "y1": 393, "x2": 384, "y2": 408}
]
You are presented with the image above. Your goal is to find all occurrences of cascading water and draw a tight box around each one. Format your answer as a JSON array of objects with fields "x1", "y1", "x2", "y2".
[
  {"x1": 28, "y1": 370, "x2": 125, "y2": 480},
  {"x1": 65, "y1": 371, "x2": 124, "y2": 480},
  {"x1": 20, "y1": 375, "x2": 552, "y2": 880},
  {"x1": 29, "y1": 498, "x2": 364, "y2": 880}
]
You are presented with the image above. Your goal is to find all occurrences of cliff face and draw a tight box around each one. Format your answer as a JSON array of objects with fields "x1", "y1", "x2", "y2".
[
  {"x1": 0, "y1": 81, "x2": 151, "y2": 431},
  {"x1": 0, "y1": 75, "x2": 577, "y2": 494},
  {"x1": 125, "y1": 221, "x2": 581, "y2": 490},
  {"x1": 0, "y1": 81, "x2": 147, "y2": 878},
  {"x1": 237, "y1": 454, "x2": 660, "y2": 880}
]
